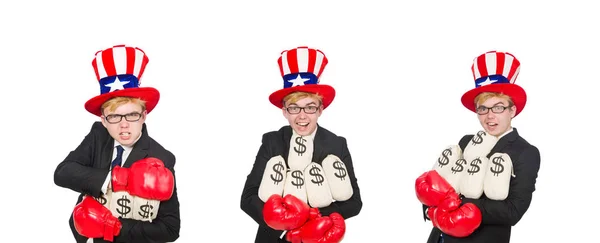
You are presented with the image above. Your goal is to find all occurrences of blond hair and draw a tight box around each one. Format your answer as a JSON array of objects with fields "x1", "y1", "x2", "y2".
[
  {"x1": 474, "y1": 92, "x2": 514, "y2": 107},
  {"x1": 101, "y1": 97, "x2": 146, "y2": 114},
  {"x1": 282, "y1": 92, "x2": 323, "y2": 107}
]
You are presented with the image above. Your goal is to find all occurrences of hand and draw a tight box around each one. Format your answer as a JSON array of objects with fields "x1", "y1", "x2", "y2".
[
  {"x1": 128, "y1": 157, "x2": 175, "y2": 201},
  {"x1": 287, "y1": 211, "x2": 346, "y2": 243},
  {"x1": 432, "y1": 203, "x2": 482, "y2": 238},
  {"x1": 73, "y1": 196, "x2": 121, "y2": 242},
  {"x1": 263, "y1": 194, "x2": 310, "y2": 230},
  {"x1": 416, "y1": 170, "x2": 461, "y2": 211}
]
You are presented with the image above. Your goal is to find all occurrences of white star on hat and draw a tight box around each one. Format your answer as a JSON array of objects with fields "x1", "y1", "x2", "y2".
[
  {"x1": 479, "y1": 77, "x2": 497, "y2": 86},
  {"x1": 104, "y1": 76, "x2": 130, "y2": 92},
  {"x1": 287, "y1": 74, "x2": 311, "y2": 87}
]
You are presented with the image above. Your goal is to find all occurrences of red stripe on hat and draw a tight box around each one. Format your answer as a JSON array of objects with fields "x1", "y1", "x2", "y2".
[
  {"x1": 101, "y1": 49, "x2": 117, "y2": 77},
  {"x1": 126, "y1": 47, "x2": 135, "y2": 75},
  {"x1": 495, "y1": 52, "x2": 505, "y2": 75},
  {"x1": 287, "y1": 49, "x2": 299, "y2": 74},
  {"x1": 91, "y1": 59, "x2": 100, "y2": 81},
  {"x1": 316, "y1": 49, "x2": 327, "y2": 77},
  {"x1": 307, "y1": 49, "x2": 316, "y2": 73},
  {"x1": 138, "y1": 54, "x2": 149, "y2": 81},
  {"x1": 476, "y1": 54, "x2": 488, "y2": 77},
  {"x1": 504, "y1": 52, "x2": 520, "y2": 81},
  {"x1": 277, "y1": 56, "x2": 284, "y2": 77}
]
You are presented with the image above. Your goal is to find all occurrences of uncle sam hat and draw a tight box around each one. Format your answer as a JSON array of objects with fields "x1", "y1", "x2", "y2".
[
  {"x1": 461, "y1": 50, "x2": 527, "y2": 117},
  {"x1": 84, "y1": 44, "x2": 160, "y2": 117},
  {"x1": 268, "y1": 46, "x2": 336, "y2": 109}
]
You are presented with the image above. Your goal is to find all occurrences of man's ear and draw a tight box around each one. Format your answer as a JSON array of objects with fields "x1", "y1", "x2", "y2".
[{"x1": 510, "y1": 105, "x2": 517, "y2": 118}]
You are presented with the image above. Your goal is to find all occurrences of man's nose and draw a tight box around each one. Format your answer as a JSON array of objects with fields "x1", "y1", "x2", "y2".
[{"x1": 119, "y1": 119, "x2": 130, "y2": 127}]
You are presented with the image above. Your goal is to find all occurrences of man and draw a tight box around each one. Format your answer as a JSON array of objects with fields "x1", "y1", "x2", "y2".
[
  {"x1": 240, "y1": 46, "x2": 363, "y2": 243},
  {"x1": 54, "y1": 45, "x2": 180, "y2": 243},
  {"x1": 416, "y1": 50, "x2": 541, "y2": 243}
]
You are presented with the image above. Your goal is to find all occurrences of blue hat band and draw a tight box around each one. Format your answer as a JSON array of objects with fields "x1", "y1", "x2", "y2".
[
  {"x1": 475, "y1": 74, "x2": 509, "y2": 87},
  {"x1": 283, "y1": 72, "x2": 318, "y2": 88},
  {"x1": 99, "y1": 74, "x2": 140, "y2": 94}
]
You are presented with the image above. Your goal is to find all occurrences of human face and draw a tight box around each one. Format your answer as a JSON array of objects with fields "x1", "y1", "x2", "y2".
[
  {"x1": 282, "y1": 97, "x2": 322, "y2": 136},
  {"x1": 101, "y1": 102, "x2": 146, "y2": 146},
  {"x1": 476, "y1": 96, "x2": 515, "y2": 137}
]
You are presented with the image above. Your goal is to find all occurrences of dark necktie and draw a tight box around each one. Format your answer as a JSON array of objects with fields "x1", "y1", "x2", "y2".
[{"x1": 111, "y1": 145, "x2": 124, "y2": 169}]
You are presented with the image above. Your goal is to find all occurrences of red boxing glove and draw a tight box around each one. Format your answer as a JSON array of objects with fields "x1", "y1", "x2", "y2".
[
  {"x1": 73, "y1": 196, "x2": 121, "y2": 242},
  {"x1": 433, "y1": 203, "x2": 482, "y2": 238},
  {"x1": 128, "y1": 157, "x2": 175, "y2": 201},
  {"x1": 263, "y1": 194, "x2": 310, "y2": 231},
  {"x1": 290, "y1": 212, "x2": 346, "y2": 243},
  {"x1": 111, "y1": 166, "x2": 130, "y2": 192},
  {"x1": 286, "y1": 208, "x2": 322, "y2": 243},
  {"x1": 415, "y1": 170, "x2": 461, "y2": 211}
]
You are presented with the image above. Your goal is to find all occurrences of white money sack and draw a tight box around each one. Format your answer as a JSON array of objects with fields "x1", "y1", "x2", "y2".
[
  {"x1": 460, "y1": 156, "x2": 490, "y2": 199},
  {"x1": 109, "y1": 191, "x2": 135, "y2": 219},
  {"x1": 322, "y1": 154, "x2": 353, "y2": 201},
  {"x1": 484, "y1": 152, "x2": 514, "y2": 200},
  {"x1": 443, "y1": 158, "x2": 468, "y2": 194},
  {"x1": 283, "y1": 169, "x2": 308, "y2": 204},
  {"x1": 463, "y1": 131, "x2": 498, "y2": 161},
  {"x1": 288, "y1": 133, "x2": 314, "y2": 171},
  {"x1": 433, "y1": 145, "x2": 463, "y2": 182},
  {"x1": 94, "y1": 189, "x2": 112, "y2": 208},
  {"x1": 132, "y1": 196, "x2": 160, "y2": 222},
  {"x1": 304, "y1": 162, "x2": 333, "y2": 208},
  {"x1": 258, "y1": 155, "x2": 288, "y2": 202}
]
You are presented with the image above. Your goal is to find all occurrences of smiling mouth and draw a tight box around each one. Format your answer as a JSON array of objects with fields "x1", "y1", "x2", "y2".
[
  {"x1": 296, "y1": 122, "x2": 309, "y2": 127},
  {"x1": 487, "y1": 122, "x2": 498, "y2": 127}
]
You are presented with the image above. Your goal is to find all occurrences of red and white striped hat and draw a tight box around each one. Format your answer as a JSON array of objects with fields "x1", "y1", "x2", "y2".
[
  {"x1": 461, "y1": 51, "x2": 527, "y2": 116},
  {"x1": 269, "y1": 46, "x2": 336, "y2": 109},
  {"x1": 84, "y1": 44, "x2": 160, "y2": 117}
]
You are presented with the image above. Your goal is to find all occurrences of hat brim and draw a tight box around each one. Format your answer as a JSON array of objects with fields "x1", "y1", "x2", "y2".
[
  {"x1": 461, "y1": 83, "x2": 527, "y2": 117},
  {"x1": 269, "y1": 84, "x2": 336, "y2": 109},
  {"x1": 84, "y1": 87, "x2": 160, "y2": 117}
]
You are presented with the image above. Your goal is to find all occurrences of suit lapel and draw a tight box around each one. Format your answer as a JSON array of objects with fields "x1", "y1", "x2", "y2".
[
  {"x1": 487, "y1": 128, "x2": 519, "y2": 157},
  {"x1": 101, "y1": 137, "x2": 115, "y2": 170},
  {"x1": 122, "y1": 124, "x2": 150, "y2": 168},
  {"x1": 312, "y1": 125, "x2": 327, "y2": 164}
]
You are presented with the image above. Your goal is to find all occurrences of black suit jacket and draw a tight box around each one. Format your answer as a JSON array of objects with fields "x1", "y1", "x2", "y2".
[
  {"x1": 240, "y1": 125, "x2": 363, "y2": 243},
  {"x1": 54, "y1": 122, "x2": 180, "y2": 243},
  {"x1": 424, "y1": 128, "x2": 540, "y2": 243}
]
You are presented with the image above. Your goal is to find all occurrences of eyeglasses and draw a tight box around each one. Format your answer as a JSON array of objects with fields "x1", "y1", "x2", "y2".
[
  {"x1": 476, "y1": 105, "x2": 510, "y2": 115},
  {"x1": 103, "y1": 112, "x2": 143, "y2": 124},
  {"x1": 285, "y1": 106, "x2": 320, "y2": 114}
]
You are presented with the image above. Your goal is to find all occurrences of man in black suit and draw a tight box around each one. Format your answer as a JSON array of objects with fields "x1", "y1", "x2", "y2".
[
  {"x1": 418, "y1": 51, "x2": 541, "y2": 243},
  {"x1": 240, "y1": 46, "x2": 362, "y2": 243},
  {"x1": 54, "y1": 45, "x2": 180, "y2": 243}
]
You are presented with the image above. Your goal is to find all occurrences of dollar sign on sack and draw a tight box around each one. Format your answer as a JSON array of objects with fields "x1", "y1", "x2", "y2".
[
  {"x1": 471, "y1": 131, "x2": 486, "y2": 146},
  {"x1": 294, "y1": 136, "x2": 307, "y2": 156},
  {"x1": 333, "y1": 161, "x2": 347, "y2": 180},
  {"x1": 309, "y1": 165, "x2": 325, "y2": 186},
  {"x1": 270, "y1": 161, "x2": 284, "y2": 185},
  {"x1": 438, "y1": 148, "x2": 452, "y2": 167},
  {"x1": 116, "y1": 195, "x2": 131, "y2": 217},
  {"x1": 291, "y1": 170, "x2": 304, "y2": 189},
  {"x1": 451, "y1": 159, "x2": 466, "y2": 174},
  {"x1": 139, "y1": 202, "x2": 154, "y2": 219},
  {"x1": 490, "y1": 156, "x2": 505, "y2": 176},
  {"x1": 95, "y1": 196, "x2": 107, "y2": 205},
  {"x1": 467, "y1": 158, "x2": 481, "y2": 175}
]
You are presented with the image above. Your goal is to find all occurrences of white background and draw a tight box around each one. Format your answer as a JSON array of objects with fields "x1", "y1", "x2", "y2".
[{"x1": 1, "y1": 0, "x2": 598, "y2": 242}]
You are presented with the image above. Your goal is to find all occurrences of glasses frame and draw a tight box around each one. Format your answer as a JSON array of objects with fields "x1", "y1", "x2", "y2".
[
  {"x1": 285, "y1": 106, "x2": 320, "y2": 115},
  {"x1": 475, "y1": 105, "x2": 511, "y2": 115},
  {"x1": 103, "y1": 112, "x2": 144, "y2": 124}
]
